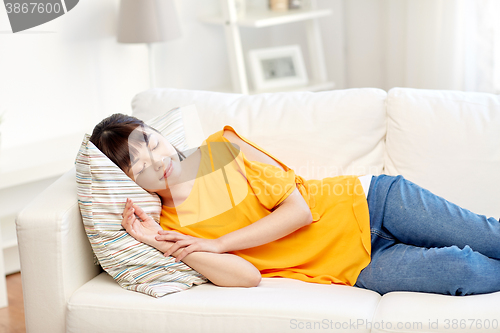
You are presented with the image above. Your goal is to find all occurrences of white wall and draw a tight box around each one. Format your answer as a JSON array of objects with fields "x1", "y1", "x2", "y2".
[
  {"x1": 0, "y1": 0, "x2": 151, "y2": 149},
  {"x1": 0, "y1": 0, "x2": 353, "y2": 151},
  {"x1": 343, "y1": 0, "x2": 385, "y2": 89},
  {"x1": 153, "y1": 0, "x2": 233, "y2": 91},
  {"x1": 8, "y1": 0, "x2": 490, "y2": 151},
  {"x1": 382, "y1": 0, "x2": 407, "y2": 90}
]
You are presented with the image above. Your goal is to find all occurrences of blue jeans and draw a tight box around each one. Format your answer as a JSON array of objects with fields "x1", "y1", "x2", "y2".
[{"x1": 353, "y1": 174, "x2": 500, "y2": 296}]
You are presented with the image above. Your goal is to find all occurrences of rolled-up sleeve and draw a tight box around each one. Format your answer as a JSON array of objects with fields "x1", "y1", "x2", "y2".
[{"x1": 245, "y1": 159, "x2": 297, "y2": 210}]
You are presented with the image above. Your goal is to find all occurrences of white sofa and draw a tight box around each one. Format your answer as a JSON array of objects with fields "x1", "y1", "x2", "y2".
[{"x1": 17, "y1": 87, "x2": 500, "y2": 333}]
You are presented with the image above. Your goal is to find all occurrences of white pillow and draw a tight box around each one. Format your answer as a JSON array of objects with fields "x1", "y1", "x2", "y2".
[{"x1": 75, "y1": 108, "x2": 208, "y2": 298}]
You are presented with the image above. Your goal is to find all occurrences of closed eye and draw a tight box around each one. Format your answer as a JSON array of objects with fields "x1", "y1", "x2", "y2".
[
  {"x1": 137, "y1": 163, "x2": 146, "y2": 175},
  {"x1": 148, "y1": 139, "x2": 159, "y2": 151}
]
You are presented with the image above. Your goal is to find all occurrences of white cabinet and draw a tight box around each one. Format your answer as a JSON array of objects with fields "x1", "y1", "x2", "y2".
[{"x1": 199, "y1": 0, "x2": 335, "y2": 94}]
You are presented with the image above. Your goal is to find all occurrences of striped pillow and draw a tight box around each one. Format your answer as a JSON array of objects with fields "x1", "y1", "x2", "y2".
[
  {"x1": 146, "y1": 107, "x2": 188, "y2": 153},
  {"x1": 75, "y1": 109, "x2": 208, "y2": 298}
]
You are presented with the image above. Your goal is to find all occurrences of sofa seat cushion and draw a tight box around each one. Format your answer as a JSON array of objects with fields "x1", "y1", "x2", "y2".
[
  {"x1": 66, "y1": 272, "x2": 381, "y2": 333},
  {"x1": 372, "y1": 291, "x2": 500, "y2": 333}
]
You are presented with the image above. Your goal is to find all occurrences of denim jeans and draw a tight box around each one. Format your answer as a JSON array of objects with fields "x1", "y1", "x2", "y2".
[{"x1": 353, "y1": 174, "x2": 500, "y2": 296}]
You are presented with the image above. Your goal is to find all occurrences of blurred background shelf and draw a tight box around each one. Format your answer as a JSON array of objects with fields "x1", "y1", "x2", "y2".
[
  {"x1": 200, "y1": 0, "x2": 333, "y2": 95},
  {"x1": 199, "y1": 8, "x2": 332, "y2": 28}
]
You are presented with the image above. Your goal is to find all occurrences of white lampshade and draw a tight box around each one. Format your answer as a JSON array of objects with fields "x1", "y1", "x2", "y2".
[{"x1": 117, "y1": 0, "x2": 182, "y2": 44}]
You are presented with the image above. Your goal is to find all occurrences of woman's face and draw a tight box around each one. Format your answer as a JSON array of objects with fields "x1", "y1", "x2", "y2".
[{"x1": 126, "y1": 126, "x2": 181, "y2": 192}]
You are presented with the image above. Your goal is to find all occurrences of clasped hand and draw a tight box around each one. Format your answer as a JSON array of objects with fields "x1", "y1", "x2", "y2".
[
  {"x1": 122, "y1": 198, "x2": 224, "y2": 262},
  {"x1": 155, "y1": 231, "x2": 224, "y2": 262}
]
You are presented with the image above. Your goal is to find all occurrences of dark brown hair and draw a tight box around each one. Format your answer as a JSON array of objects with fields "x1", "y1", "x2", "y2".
[{"x1": 90, "y1": 113, "x2": 186, "y2": 173}]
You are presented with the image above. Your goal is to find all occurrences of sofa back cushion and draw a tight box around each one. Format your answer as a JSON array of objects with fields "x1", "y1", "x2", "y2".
[
  {"x1": 131, "y1": 88, "x2": 387, "y2": 180},
  {"x1": 385, "y1": 87, "x2": 500, "y2": 218}
]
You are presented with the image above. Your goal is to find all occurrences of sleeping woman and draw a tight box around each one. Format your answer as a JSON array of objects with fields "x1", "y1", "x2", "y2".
[{"x1": 90, "y1": 113, "x2": 500, "y2": 296}]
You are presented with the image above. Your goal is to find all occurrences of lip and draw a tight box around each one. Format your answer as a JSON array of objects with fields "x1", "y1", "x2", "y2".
[{"x1": 161, "y1": 159, "x2": 173, "y2": 180}]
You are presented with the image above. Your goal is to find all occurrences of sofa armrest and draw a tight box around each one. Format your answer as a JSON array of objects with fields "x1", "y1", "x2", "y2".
[{"x1": 16, "y1": 167, "x2": 102, "y2": 333}]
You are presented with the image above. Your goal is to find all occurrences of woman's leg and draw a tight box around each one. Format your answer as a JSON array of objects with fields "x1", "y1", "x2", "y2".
[
  {"x1": 354, "y1": 174, "x2": 500, "y2": 295},
  {"x1": 354, "y1": 242, "x2": 500, "y2": 295},
  {"x1": 368, "y1": 175, "x2": 500, "y2": 260}
]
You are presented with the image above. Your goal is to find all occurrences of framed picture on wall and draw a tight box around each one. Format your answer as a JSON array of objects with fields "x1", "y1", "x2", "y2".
[{"x1": 248, "y1": 45, "x2": 309, "y2": 91}]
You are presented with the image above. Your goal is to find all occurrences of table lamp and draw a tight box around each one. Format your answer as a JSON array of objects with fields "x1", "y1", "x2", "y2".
[{"x1": 117, "y1": 0, "x2": 182, "y2": 88}]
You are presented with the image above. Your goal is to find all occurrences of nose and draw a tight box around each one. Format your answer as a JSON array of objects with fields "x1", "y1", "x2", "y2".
[{"x1": 152, "y1": 154, "x2": 166, "y2": 171}]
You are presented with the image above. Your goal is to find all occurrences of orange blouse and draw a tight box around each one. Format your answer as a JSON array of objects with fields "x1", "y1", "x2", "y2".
[{"x1": 160, "y1": 125, "x2": 372, "y2": 286}]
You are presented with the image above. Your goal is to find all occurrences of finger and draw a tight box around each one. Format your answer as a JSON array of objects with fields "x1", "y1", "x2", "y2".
[
  {"x1": 173, "y1": 249, "x2": 185, "y2": 262},
  {"x1": 133, "y1": 204, "x2": 150, "y2": 222},
  {"x1": 124, "y1": 218, "x2": 136, "y2": 236},
  {"x1": 126, "y1": 224, "x2": 135, "y2": 235},
  {"x1": 130, "y1": 218, "x2": 140, "y2": 235},
  {"x1": 175, "y1": 246, "x2": 195, "y2": 262},
  {"x1": 126, "y1": 198, "x2": 134, "y2": 210},
  {"x1": 124, "y1": 204, "x2": 134, "y2": 217},
  {"x1": 156, "y1": 235, "x2": 174, "y2": 242},
  {"x1": 166, "y1": 241, "x2": 184, "y2": 257},
  {"x1": 124, "y1": 214, "x2": 134, "y2": 229},
  {"x1": 122, "y1": 200, "x2": 131, "y2": 217},
  {"x1": 165, "y1": 240, "x2": 190, "y2": 257},
  {"x1": 122, "y1": 213, "x2": 130, "y2": 227},
  {"x1": 155, "y1": 234, "x2": 183, "y2": 242},
  {"x1": 124, "y1": 208, "x2": 134, "y2": 221},
  {"x1": 175, "y1": 241, "x2": 195, "y2": 260},
  {"x1": 158, "y1": 230, "x2": 184, "y2": 235},
  {"x1": 122, "y1": 212, "x2": 135, "y2": 230},
  {"x1": 130, "y1": 216, "x2": 144, "y2": 236},
  {"x1": 175, "y1": 240, "x2": 191, "y2": 247},
  {"x1": 156, "y1": 235, "x2": 169, "y2": 241}
]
